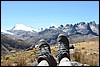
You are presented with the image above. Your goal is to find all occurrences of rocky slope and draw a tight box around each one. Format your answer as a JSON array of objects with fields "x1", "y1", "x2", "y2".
[{"x1": 1, "y1": 34, "x2": 35, "y2": 55}]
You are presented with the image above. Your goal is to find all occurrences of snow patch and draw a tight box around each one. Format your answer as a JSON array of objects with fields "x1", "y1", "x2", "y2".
[
  {"x1": 12, "y1": 24, "x2": 38, "y2": 32},
  {"x1": 90, "y1": 25, "x2": 98, "y2": 33},
  {"x1": 1, "y1": 29, "x2": 13, "y2": 35},
  {"x1": 78, "y1": 24, "x2": 85, "y2": 29},
  {"x1": 33, "y1": 29, "x2": 41, "y2": 32},
  {"x1": 50, "y1": 23, "x2": 58, "y2": 28}
]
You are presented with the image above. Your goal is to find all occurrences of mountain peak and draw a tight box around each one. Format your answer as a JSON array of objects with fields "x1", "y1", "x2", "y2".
[{"x1": 12, "y1": 24, "x2": 35, "y2": 32}]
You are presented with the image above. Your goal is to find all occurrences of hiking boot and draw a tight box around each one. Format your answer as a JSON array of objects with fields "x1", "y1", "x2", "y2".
[
  {"x1": 56, "y1": 34, "x2": 70, "y2": 63},
  {"x1": 37, "y1": 39, "x2": 57, "y2": 66}
]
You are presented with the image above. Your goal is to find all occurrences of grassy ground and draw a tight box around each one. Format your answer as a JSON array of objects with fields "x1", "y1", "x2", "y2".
[
  {"x1": 1, "y1": 40, "x2": 99, "y2": 66},
  {"x1": 71, "y1": 40, "x2": 99, "y2": 66}
]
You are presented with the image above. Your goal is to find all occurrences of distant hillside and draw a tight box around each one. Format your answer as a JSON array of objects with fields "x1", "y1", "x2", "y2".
[
  {"x1": 68, "y1": 34, "x2": 99, "y2": 44},
  {"x1": 1, "y1": 34, "x2": 35, "y2": 55}
]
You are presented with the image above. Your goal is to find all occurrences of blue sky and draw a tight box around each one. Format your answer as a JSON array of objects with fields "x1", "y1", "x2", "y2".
[{"x1": 1, "y1": 1, "x2": 99, "y2": 30}]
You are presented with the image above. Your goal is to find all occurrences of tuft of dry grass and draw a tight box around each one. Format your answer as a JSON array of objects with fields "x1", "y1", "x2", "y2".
[
  {"x1": 16, "y1": 56, "x2": 27, "y2": 66},
  {"x1": 1, "y1": 60, "x2": 13, "y2": 66}
]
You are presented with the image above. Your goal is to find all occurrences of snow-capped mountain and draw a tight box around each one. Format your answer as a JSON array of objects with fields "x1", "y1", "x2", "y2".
[
  {"x1": 1, "y1": 29, "x2": 13, "y2": 35},
  {"x1": 1, "y1": 21, "x2": 99, "y2": 45},
  {"x1": 11, "y1": 24, "x2": 41, "y2": 32}
]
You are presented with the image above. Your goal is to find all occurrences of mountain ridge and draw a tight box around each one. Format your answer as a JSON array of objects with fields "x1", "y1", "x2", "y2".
[{"x1": 1, "y1": 21, "x2": 99, "y2": 44}]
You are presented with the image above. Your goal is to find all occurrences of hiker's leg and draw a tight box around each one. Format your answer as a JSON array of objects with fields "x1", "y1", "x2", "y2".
[
  {"x1": 37, "y1": 60, "x2": 49, "y2": 66},
  {"x1": 37, "y1": 39, "x2": 57, "y2": 66},
  {"x1": 58, "y1": 57, "x2": 72, "y2": 66},
  {"x1": 56, "y1": 34, "x2": 72, "y2": 66}
]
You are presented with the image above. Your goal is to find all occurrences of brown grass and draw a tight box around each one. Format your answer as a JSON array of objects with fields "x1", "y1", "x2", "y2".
[
  {"x1": 70, "y1": 40, "x2": 99, "y2": 66},
  {"x1": 70, "y1": 49, "x2": 99, "y2": 66},
  {"x1": 1, "y1": 40, "x2": 99, "y2": 66},
  {"x1": 1, "y1": 48, "x2": 39, "y2": 66}
]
